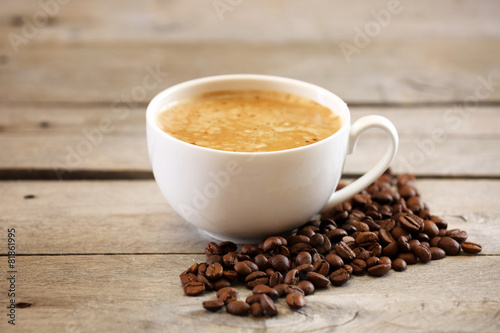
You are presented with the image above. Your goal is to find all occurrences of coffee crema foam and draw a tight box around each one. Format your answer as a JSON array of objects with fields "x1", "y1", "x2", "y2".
[{"x1": 156, "y1": 90, "x2": 342, "y2": 152}]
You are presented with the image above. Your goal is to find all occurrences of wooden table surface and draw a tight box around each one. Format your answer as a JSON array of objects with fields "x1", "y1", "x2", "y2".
[{"x1": 1, "y1": 1, "x2": 499, "y2": 332}]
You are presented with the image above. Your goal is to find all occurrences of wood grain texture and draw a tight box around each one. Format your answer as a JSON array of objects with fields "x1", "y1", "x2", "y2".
[
  {"x1": 1, "y1": 41, "x2": 499, "y2": 104},
  {"x1": 1, "y1": 106, "x2": 499, "y2": 178},
  {"x1": 0, "y1": 179, "x2": 498, "y2": 255},
  {"x1": 0, "y1": 254, "x2": 498, "y2": 333}
]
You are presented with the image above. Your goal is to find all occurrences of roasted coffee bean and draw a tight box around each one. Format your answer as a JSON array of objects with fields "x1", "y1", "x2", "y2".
[
  {"x1": 343, "y1": 264, "x2": 354, "y2": 275},
  {"x1": 240, "y1": 244, "x2": 259, "y2": 256},
  {"x1": 397, "y1": 252, "x2": 417, "y2": 265},
  {"x1": 296, "y1": 264, "x2": 314, "y2": 279},
  {"x1": 205, "y1": 242, "x2": 223, "y2": 256},
  {"x1": 295, "y1": 251, "x2": 313, "y2": 266},
  {"x1": 438, "y1": 229, "x2": 447, "y2": 237},
  {"x1": 430, "y1": 236, "x2": 441, "y2": 247},
  {"x1": 335, "y1": 241, "x2": 356, "y2": 262},
  {"x1": 252, "y1": 284, "x2": 279, "y2": 299},
  {"x1": 184, "y1": 281, "x2": 205, "y2": 296},
  {"x1": 378, "y1": 256, "x2": 392, "y2": 266},
  {"x1": 246, "y1": 294, "x2": 264, "y2": 304},
  {"x1": 370, "y1": 243, "x2": 383, "y2": 257},
  {"x1": 234, "y1": 260, "x2": 258, "y2": 276},
  {"x1": 380, "y1": 219, "x2": 396, "y2": 231},
  {"x1": 391, "y1": 226, "x2": 411, "y2": 240},
  {"x1": 366, "y1": 256, "x2": 379, "y2": 268},
  {"x1": 284, "y1": 269, "x2": 300, "y2": 285},
  {"x1": 265, "y1": 268, "x2": 275, "y2": 277},
  {"x1": 399, "y1": 185, "x2": 418, "y2": 198},
  {"x1": 431, "y1": 215, "x2": 448, "y2": 229},
  {"x1": 269, "y1": 254, "x2": 290, "y2": 273},
  {"x1": 381, "y1": 241, "x2": 399, "y2": 258},
  {"x1": 269, "y1": 271, "x2": 284, "y2": 287},
  {"x1": 423, "y1": 220, "x2": 439, "y2": 238},
  {"x1": 413, "y1": 245, "x2": 432, "y2": 263},
  {"x1": 421, "y1": 241, "x2": 430, "y2": 249},
  {"x1": 438, "y1": 236, "x2": 461, "y2": 255},
  {"x1": 325, "y1": 253, "x2": 344, "y2": 269},
  {"x1": 397, "y1": 235, "x2": 411, "y2": 252},
  {"x1": 206, "y1": 255, "x2": 222, "y2": 266},
  {"x1": 341, "y1": 236, "x2": 357, "y2": 249},
  {"x1": 206, "y1": 262, "x2": 223, "y2": 281},
  {"x1": 287, "y1": 235, "x2": 311, "y2": 246},
  {"x1": 392, "y1": 258, "x2": 407, "y2": 271},
  {"x1": 186, "y1": 263, "x2": 199, "y2": 274},
  {"x1": 245, "y1": 271, "x2": 269, "y2": 288},
  {"x1": 461, "y1": 242, "x2": 482, "y2": 254},
  {"x1": 217, "y1": 287, "x2": 238, "y2": 304},
  {"x1": 355, "y1": 249, "x2": 372, "y2": 261},
  {"x1": 310, "y1": 233, "x2": 325, "y2": 247},
  {"x1": 223, "y1": 252, "x2": 238, "y2": 268},
  {"x1": 329, "y1": 268, "x2": 350, "y2": 286},
  {"x1": 289, "y1": 242, "x2": 314, "y2": 255},
  {"x1": 351, "y1": 259, "x2": 367, "y2": 275},
  {"x1": 197, "y1": 274, "x2": 214, "y2": 291},
  {"x1": 250, "y1": 302, "x2": 263, "y2": 317},
  {"x1": 406, "y1": 196, "x2": 424, "y2": 213},
  {"x1": 272, "y1": 284, "x2": 288, "y2": 297},
  {"x1": 297, "y1": 280, "x2": 315, "y2": 295},
  {"x1": 408, "y1": 239, "x2": 421, "y2": 252},
  {"x1": 447, "y1": 229, "x2": 468, "y2": 244},
  {"x1": 326, "y1": 228, "x2": 348, "y2": 242},
  {"x1": 313, "y1": 259, "x2": 330, "y2": 276},
  {"x1": 430, "y1": 247, "x2": 446, "y2": 260},
  {"x1": 356, "y1": 231, "x2": 379, "y2": 247},
  {"x1": 417, "y1": 233, "x2": 429, "y2": 243},
  {"x1": 197, "y1": 263, "x2": 207, "y2": 275},
  {"x1": 377, "y1": 229, "x2": 395, "y2": 245},
  {"x1": 260, "y1": 294, "x2": 278, "y2": 317},
  {"x1": 306, "y1": 271, "x2": 330, "y2": 288},
  {"x1": 237, "y1": 253, "x2": 252, "y2": 262},
  {"x1": 254, "y1": 254, "x2": 269, "y2": 270},
  {"x1": 286, "y1": 292, "x2": 306, "y2": 310},
  {"x1": 202, "y1": 299, "x2": 224, "y2": 312},
  {"x1": 226, "y1": 301, "x2": 250, "y2": 316},
  {"x1": 285, "y1": 285, "x2": 305, "y2": 296},
  {"x1": 219, "y1": 241, "x2": 237, "y2": 254},
  {"x1": 312, "y1": 251, "x2": 324, "y2": 263},
  {"x1": 180, "y1": 272, "x2": 197, "y2": 286},
  {"x1": 399, "y1": 214, "x2": 424, "y2": 233},
  {"x1": 212, "y1": 278, "x2": 231, "y2": 291},
  {"x1": 223, "y1": 270, "x2": 238, "y2": 281},
  {"x1": 349, "y1": 221, "x2": 370, "y2": 232},
  {"x1": 263, "y1": 236, "x2": 285, "y2": 252},
  {"x1": 367, "y1": 263, "x2": 391, "y2": 277}
]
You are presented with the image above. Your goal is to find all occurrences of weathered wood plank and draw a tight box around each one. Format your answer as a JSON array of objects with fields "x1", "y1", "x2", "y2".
[
  {"x1": 0, "y1": 106, "x2": 499, "y2": 177},
  {"x1": 0, "y1": 179, "x2": 497, "y2": 255},
  {"x1": 1, "y1": 0, "x2": 499, "y2": 43},
  {"x1": 0, "y1": 254, "x2": 498, "y2": 332},
  {"x1": 0, "y1": 42, "x2": 499, "y2": 104}
]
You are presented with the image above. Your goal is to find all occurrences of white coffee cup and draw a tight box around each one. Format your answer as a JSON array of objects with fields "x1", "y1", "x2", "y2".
[{"x1": 146, "y1": 74, "x2": 398, "y2": 243}]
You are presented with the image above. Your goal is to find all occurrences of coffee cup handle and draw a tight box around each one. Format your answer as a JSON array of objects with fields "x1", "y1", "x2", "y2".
[{"x1": 321, "y1": 115, "x2": 399, "y2": 213}]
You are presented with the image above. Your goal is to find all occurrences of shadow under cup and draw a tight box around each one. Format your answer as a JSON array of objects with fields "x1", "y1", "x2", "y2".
[{"x1": 146, "y1": 74, "x2": 352, "y2": 243}]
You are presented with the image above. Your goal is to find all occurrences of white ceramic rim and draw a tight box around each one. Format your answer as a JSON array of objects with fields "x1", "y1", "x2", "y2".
[{"x1": 146, "y1": 74, "x2": 350, "y2": 155}]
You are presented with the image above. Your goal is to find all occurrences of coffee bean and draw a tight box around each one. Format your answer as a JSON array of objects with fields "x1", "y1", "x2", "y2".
[
  {"x1": 289, "y1": 242, "x2": 314, "y2": 255},
  {"x1": 313, "y1": 259, "x2": 330, "y2": 276},
  {"x1": 365, "y1": 256, "x2": 379, "y2": 268},
  {"x1": 370, "y1": 243, "x2": 383, "y2": 257},
  {"x1": 202, "y1": 299, "x2": 224, "y2": 312},
  {"x1": 269, "y1": 254, "x2": 290, "y2": 273},
  {"x1": 423, "y1": 220, "x2": 439, "y2": 238},
  {"x1": 284, "y1": 269, "x2": 300, "y2": 285},
  {"x1": 186, "y1": 263, "x2": 199, "y2": 274},
  {"x1": 356, "y1": 231, "x2": 379, "y2": 247},
  {"x1": 367, "y1": 263, "x2": 391, "y2": 277},
  {"x1": 206, "y1": 262, "x2": 223, "y2": 281},
  {"x1": 438, "y1": 236, "x2": 461, "y2": 256},
  {"x1": 413, "y1": 245, "x2": 432, "y2": 263},
  {"x1": 408, "y1": 239, "x2": 421, "y2": 252},
  {"x1": 397, "y1": 235, "x2": 411, "y2": 252},
  {"x1": 381, "y1": 241, "x2": 399, "y2": 258},
  {"x1": 377, "y1": 229, "x2": 395, "y2": 245},
  {"x1": 447, "y1": 229, "x2": 468, "y2": 244},
  {"x1": 329, "y1": 268, "x2": 350, "y2": 286},
  {"x1": 335, "y1": 241, "x2": 355, "y2": 262},
  {"x1": 212, "y1": 278, "x2": 231, "y2": 291},
  {"x1": 234, "y1": 260, "x2": 258, "y2": 275},
  {"x1": 219, "y1": 241, "x2": 237, "y2": 254},
  {"x1": 260, "y1": 294, "x2": 278, "y2": 317},
  {"x1": 285, "y1": 285, "x2": 305, "y2": 296},
  {"x1": 296, "y1": 264, "x2": 314, "y2": 279},
  {"x1": 269, "y1": 271, "x2": 284, "y2": 287},
  {"x1": 430, "y1": 247, "x2": 446, "y2": 260},
  {"x1": 326, "y1": 228, "x2": 348, "y2": 242},
  {"x1": 431, "y1": 215, "x2": 448, "y2": 229},
  {"x1": 197, "y1": 274, "x2": 214, "y2": 291},
  {"x1": 179, "y1": 272, "x2": 197, "y2": 286},
  {"x1": 406, "y1": 196, "x2": 424, "y2": 213},
  {"x1": 325, "y1": 253, "x2": 344, "y2": 269},
  {"x1": 206, "y1": 255, "x2": 222, "y2": 266},
  {"x1": 246, "y1": 294, "x2": 264, "y2": 304},
  {"x1": 399, "y1": 214, "x2": 424, "y2": 233},
  {"x1": 391, "y1": 226, "x2": 411, "y2": 240},
  {"x1": 397, "y1": 252, "x2": 417, "y2": 265},
  {"x1": 223, "y1": 270, "x2": 238, "y2": 281},
  {"x1": 351, "y1": 259, "x2": 367, "y2": 275},
  {"x1": 286, "y1": 292, "x2": 306, "y2": 310},
  {"x1": 295, "y1": 251, "x2": 313, "y2": 266},
  {"x1": 245, "y1": 271, "x2": 269, "y2": 288},
  {"x1": 297, "y1": 280, "x2": 315, "y2": 295},
  {"x1": 205, "y1": 242, "x2": 223, "y2": 256},
  {"x1": 272, "y1": 284, "x2": 288, "y2": 298},
  {"x1": 287, "y1": 235, "x2": 311, "y2": 246},
  {"x1": 252, "y1": 284, "x2": 279, "y2": 299},
  {"x1": 262, "y1": 236, "x2": 285, "y2": 252},
  {"x1": 378, "y1": 256, "x2": 392, "y2": 265},
  {"x1": 306, "y1": 271, "x2": 330, "y2": 288},
  {"x1": 223, "y1": 252, "x2": 238, "y2": 268},
  {"x1": 240, "y1": 244, "x2": 260, "y2": 256},
  {"x1": 392, "y1": 258, "x2": 407, "y2": 271},
  {"x1": 226, "y1": 301, "x2": 250, "y2": 316},
  {"x1": 250, "y1": 302, "x2": 263, "y2": 317},
  {"x1": 217, "y1": 286, "x2": 238, "y2": 304},
  {"x1": 429, "y1": 236, "x2": 441, "y2": 247},
  {"x1": 461, "y1": 242, "x2": 482, "y2": 254},
  {"x1": 197, "y1": 263, "x2": 207, "y2": 275},
  {"x1": 183, "y1": 281, "x2": 205, "y2": 296}
]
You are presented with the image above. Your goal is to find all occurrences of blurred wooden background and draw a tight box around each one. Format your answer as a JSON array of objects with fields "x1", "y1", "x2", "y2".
[{"x1": 0, "y1": 1, "x2": 499, "y2": 332}]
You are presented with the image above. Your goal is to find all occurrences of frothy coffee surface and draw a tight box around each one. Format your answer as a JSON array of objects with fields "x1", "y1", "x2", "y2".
[{"x1": 156, "y1": 90, "x2": 342, "y2": 152}]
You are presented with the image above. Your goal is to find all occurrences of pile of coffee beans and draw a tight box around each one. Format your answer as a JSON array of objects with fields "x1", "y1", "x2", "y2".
[{"x1": 179, "y1": 171, "x2": 482, "y2": 317}]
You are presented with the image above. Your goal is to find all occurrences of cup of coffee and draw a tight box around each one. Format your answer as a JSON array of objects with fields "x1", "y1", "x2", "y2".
[{"x1": 146, "y1": 74, "x2": 398, "y2": 243}]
